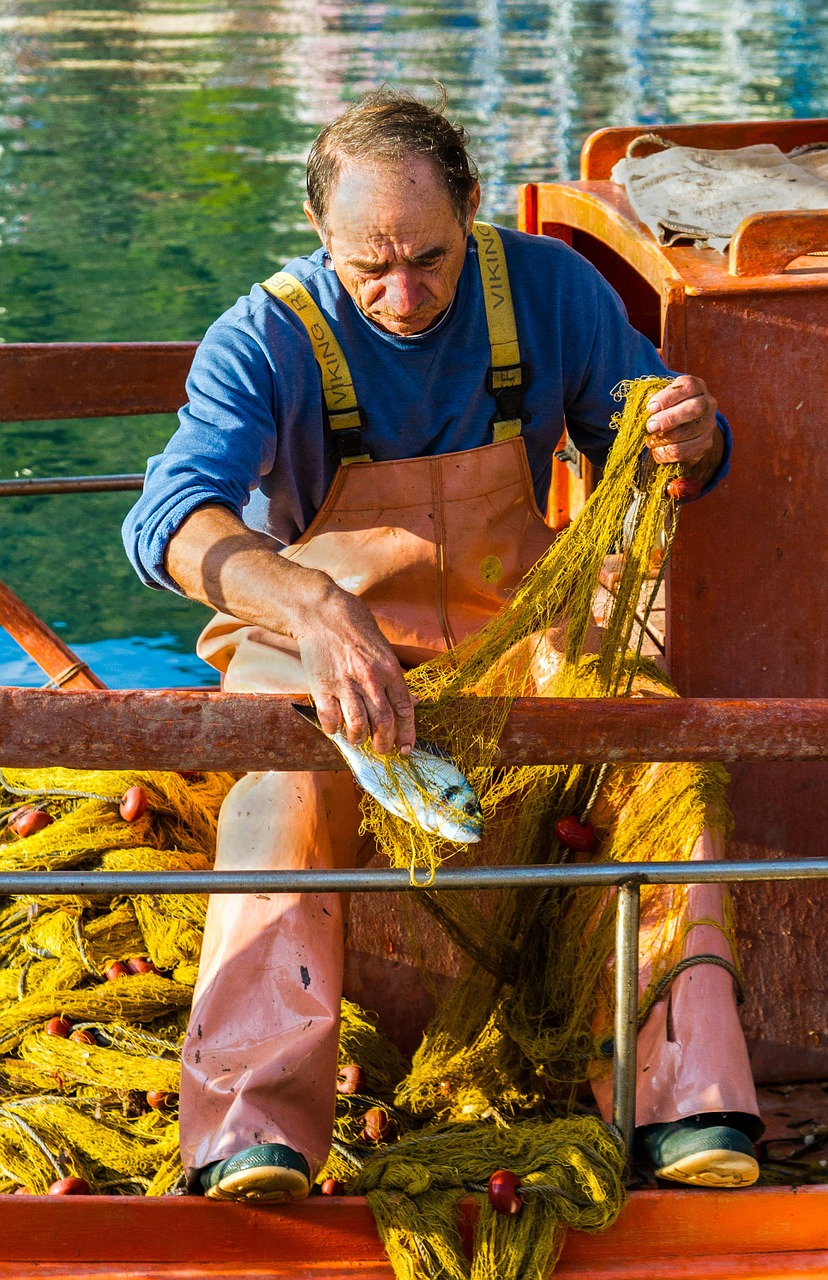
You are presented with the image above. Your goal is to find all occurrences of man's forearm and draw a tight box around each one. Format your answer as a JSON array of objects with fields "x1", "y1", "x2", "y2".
[
  {"x1": 165, "y1": 504, "x2": 416, "y2": 753},
  {"x1": 164, "y1": 504, "x2": 337, "y2": 637}
]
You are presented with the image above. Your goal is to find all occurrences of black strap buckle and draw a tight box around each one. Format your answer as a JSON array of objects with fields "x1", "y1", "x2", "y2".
[
  {"x1": 326, "y1": 404, "x2": 372, "y2": 462},
  {"x1": 486, "y1": 362, "x2": 531, "y2": 428}
]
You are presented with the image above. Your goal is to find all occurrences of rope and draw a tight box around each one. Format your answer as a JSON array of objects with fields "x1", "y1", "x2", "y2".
[
  {"x1": 625, "y1": 132, "x2": 677, "y2": 159},
  {"x1": 0, "y1": 768, "x2": 116, "y2": 805},
  {"x1": 646, "y1": 952, "x2": 745, "y2": 1008},
  {"x1": 0, "y1": 1107, "x2": 63, "y2": 1177},
  {"x1": 40, "y1": 662, "x2": 92, "y2": 691},
  {"x1": 600, "y1": 953, "x2": 745, "y2": 1057}
]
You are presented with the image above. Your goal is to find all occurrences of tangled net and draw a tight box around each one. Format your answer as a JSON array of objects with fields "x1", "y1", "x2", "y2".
[
  {"x1": 0, "y1": 379, "x2": 738, "y2": 1280},
  {"x1": 0, "y1": 769, "x2": 234, "y2": 1195}
]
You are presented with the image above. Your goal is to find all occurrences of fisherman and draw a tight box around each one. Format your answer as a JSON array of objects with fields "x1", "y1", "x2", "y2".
[{"x1": 123, "y1": 87, "x2": 762, "y2": 1200}]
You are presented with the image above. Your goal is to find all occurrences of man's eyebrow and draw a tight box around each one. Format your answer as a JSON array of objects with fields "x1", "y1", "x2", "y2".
[{"x1": 345, "y1": 246, "x2": 448, "y2": 270}]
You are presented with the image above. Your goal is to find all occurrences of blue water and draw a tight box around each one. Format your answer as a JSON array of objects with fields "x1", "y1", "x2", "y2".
[{"x1": 0, "y1": 0, "x2": 826, "y2": 687}]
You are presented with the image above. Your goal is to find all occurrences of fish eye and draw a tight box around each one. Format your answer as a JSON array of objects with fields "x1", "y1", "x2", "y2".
[{"x1": 463, "y1": 801, "x2": 480, "y2": 817}]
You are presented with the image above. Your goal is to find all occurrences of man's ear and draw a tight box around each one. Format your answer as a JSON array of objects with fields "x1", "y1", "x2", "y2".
[
  {"x1": 466, "y1": 182, "x2": 482, "y2": 233},
  {"x1": 303, "y1": 200, "x2": 326, "y2": 244}
]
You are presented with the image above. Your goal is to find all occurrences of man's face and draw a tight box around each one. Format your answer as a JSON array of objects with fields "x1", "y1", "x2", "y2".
[{"x1": 304, "y1": 156, "x2": 480, "y2": 337}]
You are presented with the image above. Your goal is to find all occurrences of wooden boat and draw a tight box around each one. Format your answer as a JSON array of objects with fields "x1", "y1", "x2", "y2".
[{"x1": 1, "y1": 115, "x2": 827, "y2": 1279}]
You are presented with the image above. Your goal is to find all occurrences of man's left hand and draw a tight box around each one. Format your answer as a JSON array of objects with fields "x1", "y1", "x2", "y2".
[{"x1": 646, "y1": 375, "x2": 722, "y2": 482}]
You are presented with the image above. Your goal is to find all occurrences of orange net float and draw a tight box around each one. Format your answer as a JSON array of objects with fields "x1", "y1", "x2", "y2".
[
  {"x1": 336, "y1": 1064, "x2": 366, "y2": 1095},
  {"x1": 361, "y1": 1107, "x2": 393, "y2": 1144},
  {"x1": 48, "y1": 1177, "x2": 91, "y2": 1196},
  {"x1": 146, "y1": 1091, "x2": 178, "y2": 1112},
  {"x1": 119, "y1": 786, "x2": 149, "y2": 822},
  {"x1": 9, "y1": 807, "x2": 53, "y2": 838},
  {"x1": 45, "y1": 1017, "x2": 72, "y2": 1038}
]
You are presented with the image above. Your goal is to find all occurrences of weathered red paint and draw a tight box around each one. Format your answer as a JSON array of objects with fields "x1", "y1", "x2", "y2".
[
  {"x1": 0, "y1": 342, "x2": 196, "y2": 422},
  {"x1": 0, "y1": 689, "x2": 824, "y2": 772}
]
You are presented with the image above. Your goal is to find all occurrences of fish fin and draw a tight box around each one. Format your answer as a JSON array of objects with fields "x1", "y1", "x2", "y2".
[{"x1": 291, "y1": 702, "x2": 322, "y2": 731}]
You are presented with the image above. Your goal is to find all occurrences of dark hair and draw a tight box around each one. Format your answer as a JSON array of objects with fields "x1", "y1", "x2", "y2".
[{"x1": 306, "y1": 86, "x2": 479, "y2": 236}]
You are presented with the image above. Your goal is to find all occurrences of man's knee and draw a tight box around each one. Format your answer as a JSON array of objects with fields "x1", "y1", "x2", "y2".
[{"x1": 214, "y1": 770, "x2": 361, "y2": 872}]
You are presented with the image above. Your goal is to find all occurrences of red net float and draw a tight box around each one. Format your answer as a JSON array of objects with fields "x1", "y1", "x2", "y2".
[
  {"x1": 487, "y1": 1169, "x2": 524, "y2": 1216},
  {"x1": 554, "y1": 815, "x2": 596, "y2": 853},
  {"x1": 9, "y1": 808, "x2": 53, "y2": 838},
  {"x1": 45, "y1": 1017, "x2": 72, "y2": 1038},
  {"x1": 125, "y1": 956, "x2": 161, "y2": 976},
  {"x1": 666, "y1": 476, "x2": 702, "y2": 503},
  {"x1": 119, "y1": 786, "x2": 148, "y2": 823}
]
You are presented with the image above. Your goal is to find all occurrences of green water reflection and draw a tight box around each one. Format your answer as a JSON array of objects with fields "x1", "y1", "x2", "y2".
[{"x1": 0, "y1": 0, "x2": 826, "y2": 684}]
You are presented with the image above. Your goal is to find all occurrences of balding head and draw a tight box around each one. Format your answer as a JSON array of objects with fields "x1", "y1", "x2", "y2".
[{"x1": 305, "y1": 86, "x2": 480, "y2": 240}]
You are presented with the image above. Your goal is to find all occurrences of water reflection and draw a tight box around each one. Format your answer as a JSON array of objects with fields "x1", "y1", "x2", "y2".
[{"x1": 0, "y1": 0, "x2": 826, "y2": 685}]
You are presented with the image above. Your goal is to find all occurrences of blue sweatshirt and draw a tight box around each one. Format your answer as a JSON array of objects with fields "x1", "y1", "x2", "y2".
[{"x1": 123, "y1": 227, "x2": 731, "y2": 591}]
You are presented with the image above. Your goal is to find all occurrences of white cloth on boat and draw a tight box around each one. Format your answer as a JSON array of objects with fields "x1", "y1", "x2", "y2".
[{"x1": 612, "y1": 139, "x2": 828, "y2": 252}]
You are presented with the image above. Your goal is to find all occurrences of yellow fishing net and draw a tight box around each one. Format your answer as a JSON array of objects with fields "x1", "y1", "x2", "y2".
[
  {"x1": 320, "y1": 378, "x2": 736, "y2": 1278},
  {"x1": 0, "y1": 380, "x2": 738, "y2": 1280},
  {"x1": 0, "y1": 769, "x2": 233, "y2": 1196}
]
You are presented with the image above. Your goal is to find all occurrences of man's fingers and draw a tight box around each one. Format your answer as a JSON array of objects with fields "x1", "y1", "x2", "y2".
[
  {"x1": 361, "y1": 690, "x2": 397, "y2": 755},
  {"x1": 646, "y1": 373, "x2": 716, "y2": 467},
  {"x1": 649, "y1": 438, "x2": 710, "y2": 465},
  {"x1": 646, "y1": 374, "x2": 704, "y2": 415},
  {"x1": 647, "y1": 395, "x2": 710, "y2": 437},
  {"x1": 387, "y1": 684, "x2": 417, "y2": 755},
  {"x1": 339, "y1": 691, "x2": 371, "y2": 747},
  {"x1": 314, "y1": 694, "x2": 344, "y2": 738}
]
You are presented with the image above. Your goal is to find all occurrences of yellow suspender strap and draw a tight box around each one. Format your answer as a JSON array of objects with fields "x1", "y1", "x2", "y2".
[
  {"x1": 472, "y1": 221, "x2": 527, "y2": 442},
  {"x1": 259, "y1": 270, "x2": 371, "y2": 464}
]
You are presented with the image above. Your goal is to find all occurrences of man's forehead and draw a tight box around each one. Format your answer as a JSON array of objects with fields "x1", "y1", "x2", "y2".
[{"x1": 326, "y1": 156, "x2": 461, "y2": 247}]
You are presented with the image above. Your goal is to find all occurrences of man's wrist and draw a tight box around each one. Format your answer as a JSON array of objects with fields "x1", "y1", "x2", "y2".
[
  {"x1": 688, "y1": 422, "x2": 725, "y2": 487},
  {"x1": 688, "y1": 414, "x2": 732, "y2": 499}
]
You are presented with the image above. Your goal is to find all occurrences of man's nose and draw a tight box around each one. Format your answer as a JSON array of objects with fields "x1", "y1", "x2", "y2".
[{"x1": 382, "y1": 269, "x2": 422, "y2": 315}]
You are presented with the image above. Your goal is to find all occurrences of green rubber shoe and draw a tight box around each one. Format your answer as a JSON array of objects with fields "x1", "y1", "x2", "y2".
[
  {"x1": 199, "y1": 1143, "x2": 310, "y2": 1202},
  {"x1": 637, "y1": 1120, "x2": 759, "y2": 1188}
]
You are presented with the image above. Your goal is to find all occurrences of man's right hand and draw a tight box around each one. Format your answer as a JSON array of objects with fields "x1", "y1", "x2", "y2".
[
  {"x1": 296, "y1": 583, "x2": 416, "y2": 755},
  {"x1": 165, "y1": 504, "x2": 416, "y2": 755}
]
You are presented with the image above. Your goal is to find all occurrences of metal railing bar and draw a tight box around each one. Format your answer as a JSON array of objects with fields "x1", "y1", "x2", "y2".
[
  {"x1": 613, "y1": 883, "x2": 641, "y2": 1167},
  {"x1": 0, "y1": 857, "x2": 825, "y2": 897},
  {"x1": 0, "y1": 475, "x2": 144, "y2": 497}
]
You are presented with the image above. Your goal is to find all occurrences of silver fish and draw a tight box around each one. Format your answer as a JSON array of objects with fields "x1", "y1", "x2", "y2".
[{"x1": 292, "y1": 704, "x2": 483, "y2": 844}]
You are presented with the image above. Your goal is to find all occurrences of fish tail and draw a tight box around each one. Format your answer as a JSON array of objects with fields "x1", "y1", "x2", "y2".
[{"x1": 291, "y1": 701, "x2": 322, "y2": 731}]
